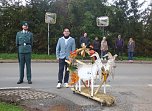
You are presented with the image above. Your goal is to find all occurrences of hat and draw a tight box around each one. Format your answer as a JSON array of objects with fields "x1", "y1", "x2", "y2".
[{"x1": 21, "y1": 21, "x2": 28, "y2": 26}]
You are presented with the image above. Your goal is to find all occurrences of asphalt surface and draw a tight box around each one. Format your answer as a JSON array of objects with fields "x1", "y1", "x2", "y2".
[{"x1": 0, "y1": 61, "x2": 152, "y2": 111}]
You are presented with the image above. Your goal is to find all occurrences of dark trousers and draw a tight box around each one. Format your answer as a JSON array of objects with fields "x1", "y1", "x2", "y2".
[
  {"x1": 94, "y1": 49, "x2": 100, "y2": 57},
  {"x1": 18, "y1": 53, "x2": 31, "y2": 81},
  {"x1": 128, "y1": 52, "x2": 134, "y2": 60},
  {"x1": 116, "y1": 47, "x2": 123, "y2": 60},
  {"x1": 58, "y1": 58, "x2": 69, "y2": 83}
]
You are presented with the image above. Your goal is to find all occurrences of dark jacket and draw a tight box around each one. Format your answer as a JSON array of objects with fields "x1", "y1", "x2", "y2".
[
  {"x1": 79, "y1": 36, "x2": 90, "y2": 47},
  {"x1": 128, "y1": 41, "x2": 135, "y2": 52},
  {"x1": 93, "y1": 40, "x2": 100, "y2": 50},
  {"x1": 115, "y1": 38, "x2": 124, "y2": 48}
]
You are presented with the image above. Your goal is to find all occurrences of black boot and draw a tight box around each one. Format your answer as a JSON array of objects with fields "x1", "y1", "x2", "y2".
[
  {"x1": 17, "y1": 80, "x2": 23, "y2": 84},
  {"x1": 28, "y1": 81, "x2": 32, "y2": 84}
]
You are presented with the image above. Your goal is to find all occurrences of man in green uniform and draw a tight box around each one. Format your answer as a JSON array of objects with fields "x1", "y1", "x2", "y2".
[{"x1": 16, "y1": 21, "x2": 33, "y2": 84}]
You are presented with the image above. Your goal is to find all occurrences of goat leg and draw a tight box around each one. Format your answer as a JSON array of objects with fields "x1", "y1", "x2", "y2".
[{"x1": 81, "y1": 80, "x2": 88, "y2": 88}]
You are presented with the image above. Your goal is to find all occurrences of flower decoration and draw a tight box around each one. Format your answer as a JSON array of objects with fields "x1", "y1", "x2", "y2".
[
  {"x1": 69, "y1": 50, "x2": 77, "y2": 59},
  {"x1": 101, "y1": 67, "x2": 109, "y2": 83},
  {"x1": 89, "y1": 50, "x2": 95, "y2": 56},
  {"x1": 65, "y1": 60, "x2": 77, "y2": 72},
  {"x1": 78, "y1": 44, "x2": 90, "y2": 57},
  {"x1": 69, "y1": 72, "x2": 79, "y2": 85},
  {"x1": 66, "y1": 46, "x2": 96, "y2": 86}
]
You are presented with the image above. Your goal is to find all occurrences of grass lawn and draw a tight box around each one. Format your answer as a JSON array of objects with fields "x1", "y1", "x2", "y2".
[
  {"x1": 0, "y1": 53, "x2": 152, "y2": 61},
  {"x1": 123, "y1": 56, "x2": 152, "y2": 61},
  {"x1": 0, "y1": 102, "x2": 24, "y2": 111},
  {"x1": 0, "y1": 53, "x2": 56, "y2": 60}
]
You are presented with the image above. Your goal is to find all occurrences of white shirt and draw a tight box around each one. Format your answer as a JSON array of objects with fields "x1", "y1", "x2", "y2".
[
  {"x1": 62, "y1": 37, "x2": 71, "y2": 45},
  {"x1": 22, "y1": 30, "x2": 27, "y2": 33}
]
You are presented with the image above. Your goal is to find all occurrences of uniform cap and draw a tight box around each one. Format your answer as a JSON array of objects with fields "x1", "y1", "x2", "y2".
[{"x1": 21, "y1": 21, "x2": 28, "y2": 26}]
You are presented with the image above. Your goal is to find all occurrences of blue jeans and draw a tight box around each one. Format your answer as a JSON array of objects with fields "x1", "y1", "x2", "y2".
[
  {"x1": 101, "y1": 50, "x2": 107, "y2": 59},
  {"x1": 58, "y1": 58, "x2": 69, "y2": 83},
  {"x1": 128, "y1": 52, "x2": 134, "y2": 60}
]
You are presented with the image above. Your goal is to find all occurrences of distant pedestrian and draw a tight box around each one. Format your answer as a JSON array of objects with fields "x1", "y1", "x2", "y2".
[
  {"x1": 16, "y1": 21, "x2": 33, "y2": 84},
  {"x1": 101, "y1": 37, "x2": 108, "y2": 60},
  {"x1": 93, "y1": 37, "x2": 100, "y2": 55},
  {"x1": 127, "y1": 37, "x2": 135, "y2": 62},
  {"x1": 79, "y1": 32, "x2": 90, "y2": 47},
  {"x1": 56, "y1": 28, "x2": 76, "y2": 89},
  {"x1": 115, "y1": 35, "x2": 124, "y2": 60}
]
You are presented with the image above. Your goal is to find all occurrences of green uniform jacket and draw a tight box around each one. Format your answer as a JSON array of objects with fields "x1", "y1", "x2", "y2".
[{"x1": 16, "y1": 31, "x2": 33, "y2": 53}]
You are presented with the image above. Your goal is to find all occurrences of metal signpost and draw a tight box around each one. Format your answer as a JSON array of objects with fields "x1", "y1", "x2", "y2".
[
  {"x1": 45, "y1": 12, "x2": 56, "y2": 55},
  {"x1": 96, "y1": 16, "x2": 109, "y2": 36}
]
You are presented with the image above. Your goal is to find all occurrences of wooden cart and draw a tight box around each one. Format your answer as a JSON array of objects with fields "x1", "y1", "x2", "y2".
[{"x1": 71, "y1": 87, "x2": 115, "y2": 106}]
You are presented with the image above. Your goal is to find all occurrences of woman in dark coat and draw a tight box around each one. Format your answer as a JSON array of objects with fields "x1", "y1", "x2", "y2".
[
  {"x1": 93, "y1": 37, "x2": 100, "y2": 56},
  {"x1": 127, "y1": 38, "x2": 135, "y2": 62}
]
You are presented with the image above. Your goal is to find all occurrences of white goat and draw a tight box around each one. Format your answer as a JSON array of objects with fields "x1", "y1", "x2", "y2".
[
  {"x1": 103, "y1": 52, "x2": 118, "y2": 78},
  {"x1": 94, "y1": 52, "x2": 118, "y2": 95},
  {"x1": 102, "y1": 52, "x2": 117, "y2": 94},
  {"x1": 76, "y1": 52, "x2": 103, "y2": 97}
]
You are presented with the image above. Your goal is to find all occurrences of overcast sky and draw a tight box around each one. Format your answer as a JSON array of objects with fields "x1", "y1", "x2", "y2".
[
  {"x1": 108, "y1": 0, "x2": 151, "y2": 10},
  {"x1": 138, "y1": 0, "x2": 151, "y2": 9},
  {"x1": 19, "y1": 0, "x2": 151, "y2": 10}
]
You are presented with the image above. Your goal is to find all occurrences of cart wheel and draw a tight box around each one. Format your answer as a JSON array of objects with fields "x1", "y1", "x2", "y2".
[{"x1": 73, "y1": 91, "x2": 76, "y2": 94}]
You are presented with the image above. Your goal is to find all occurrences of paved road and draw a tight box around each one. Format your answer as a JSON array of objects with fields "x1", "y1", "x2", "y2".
[{"x1": 0, "y1": 62, "x2": 152, "y2": 111}]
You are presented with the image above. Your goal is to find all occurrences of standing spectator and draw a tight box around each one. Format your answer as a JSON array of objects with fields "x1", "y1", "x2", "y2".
[
  {"x1": 115, "y1": 35, "x2": 124, "y2": 60},
  {"x1": 128, "y1": 37, "x2": 135, "y2": 63},
  {"x1": 16, "y1": 21, "x2": 33, "y2": 84},
  {"x1": 93, "y1": 36, "x2": 100, "y2": 55},
  {"x1": 101, "y1": 37, "x2": 108, "y2": 60},
  {"x1": 79, "y1": 32, "x2": 90, "y2": 47},
  {"x1": 56, "y1": 28, "x2": 76, "y2": 89}
]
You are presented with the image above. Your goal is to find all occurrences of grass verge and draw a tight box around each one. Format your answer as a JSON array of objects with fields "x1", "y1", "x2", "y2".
[
  {"x1": 0, "y1": 53, "x2": 56, "y2": 60},
  {"x1": 0, "y1": 53, "x2": 152, "y2": 61},
  {"x1": 0, "y1": 102, "x2": 24, "y2": 111}
]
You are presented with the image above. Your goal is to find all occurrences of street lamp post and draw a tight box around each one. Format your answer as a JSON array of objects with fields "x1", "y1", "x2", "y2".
[
  {"x1": 47, "y1": 23, "x2": 50, "y2": 55},
  {"x1": 45, "y1": 12, "x2": 56, "y2": 55}
]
